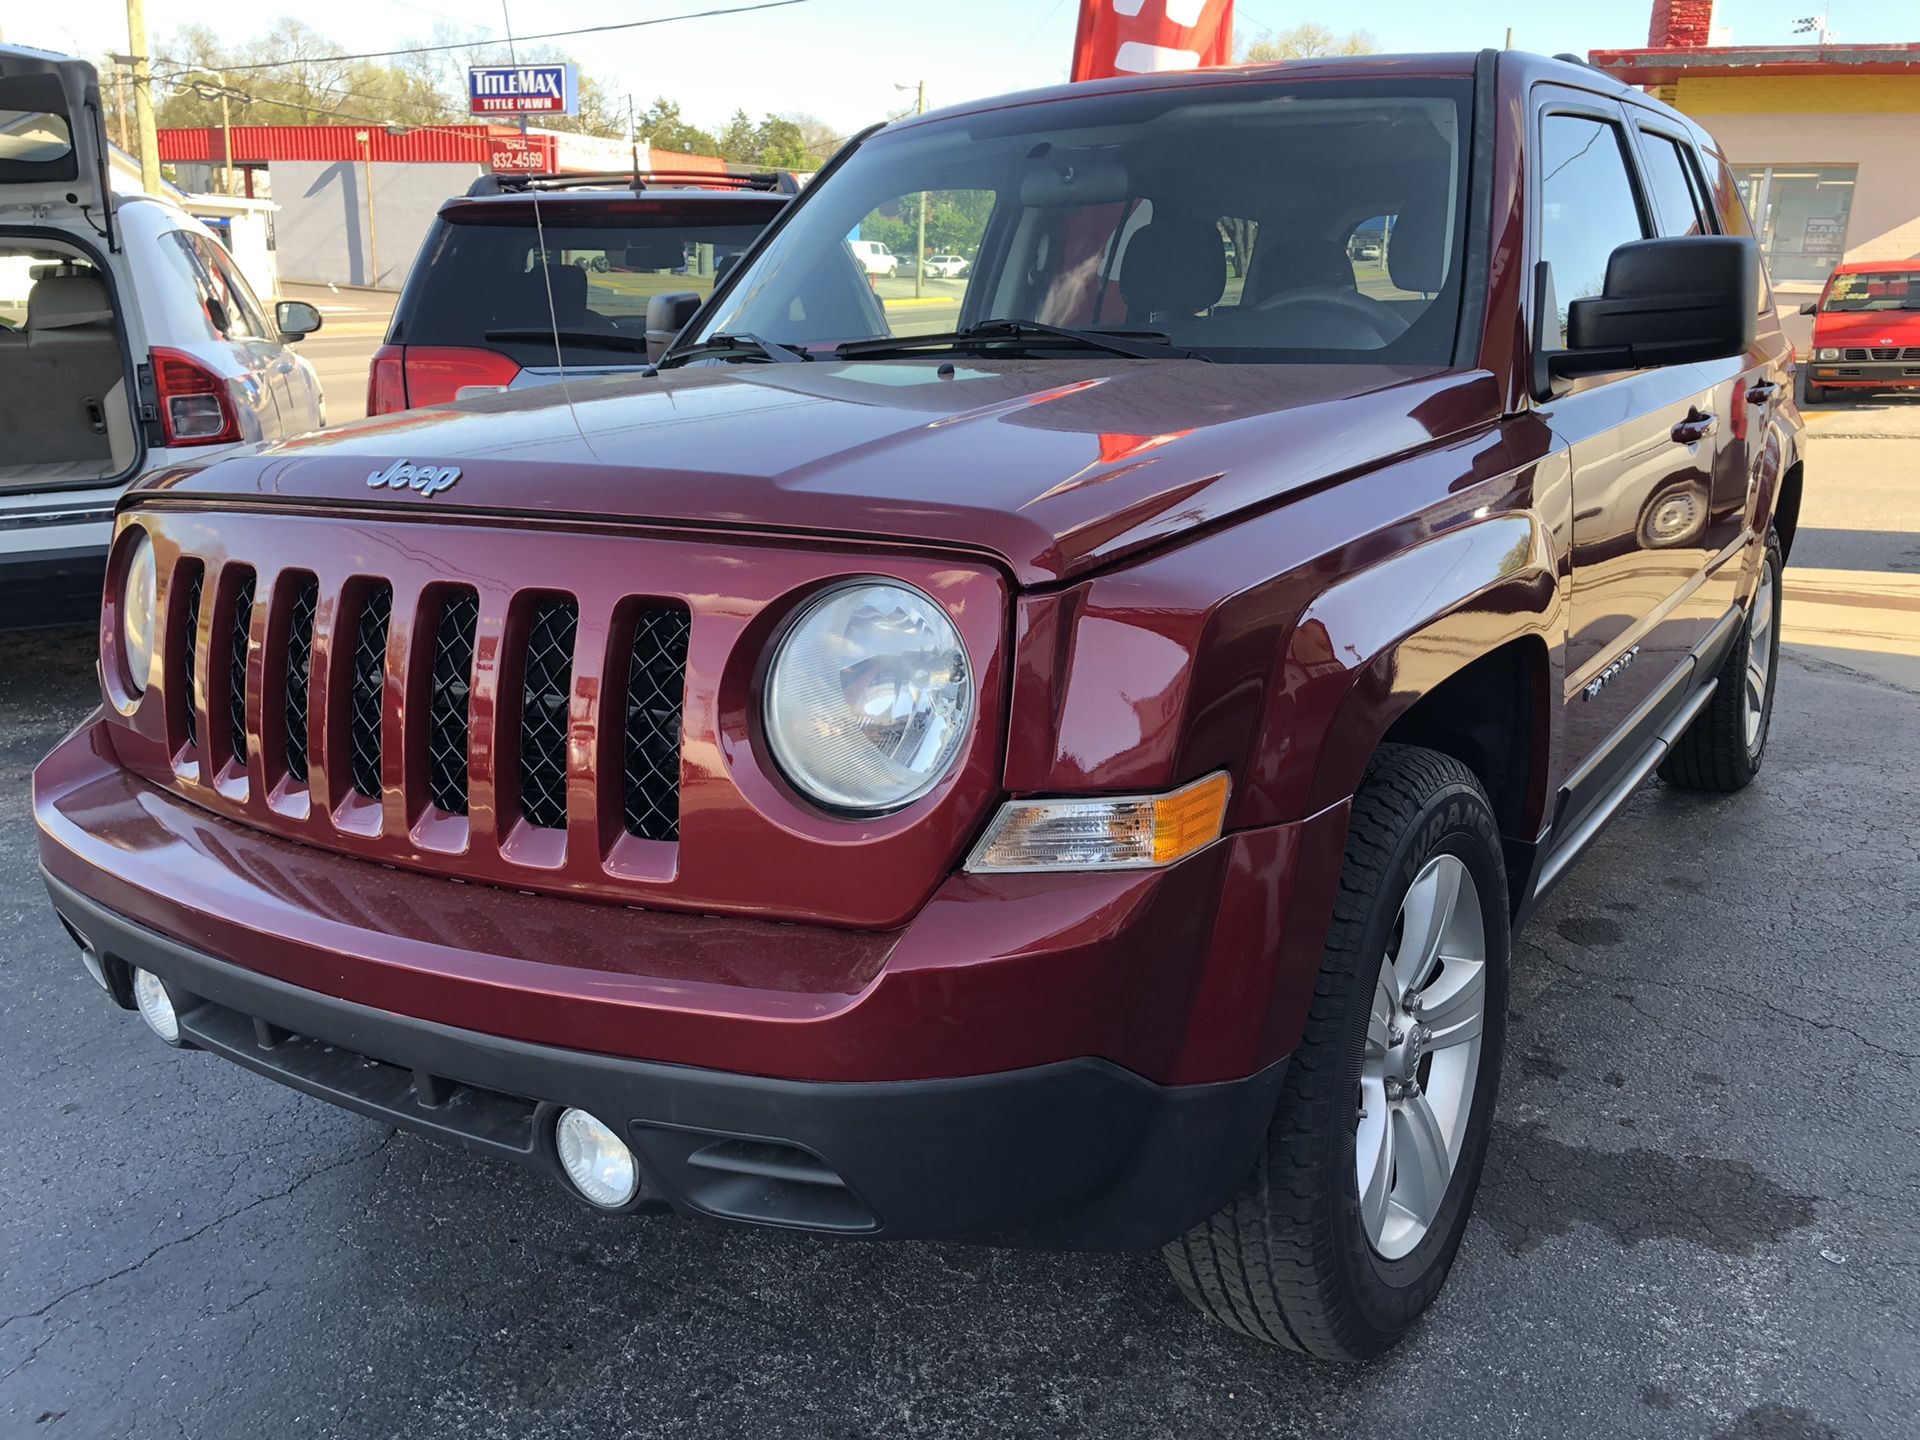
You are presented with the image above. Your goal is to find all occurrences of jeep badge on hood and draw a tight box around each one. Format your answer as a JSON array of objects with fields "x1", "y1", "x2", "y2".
[{"x1": 367, "y1": 459, "x2": 462, "y2": 497}]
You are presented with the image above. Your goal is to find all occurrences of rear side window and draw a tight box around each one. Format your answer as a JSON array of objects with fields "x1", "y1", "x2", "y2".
[
  {"x1": 1538, "y1": 113, "x2": 1648, "y2": 342},
  {"x1": 396, "y1": 204, "x2": 775, "y2": 367},
  {"x1": 1636, "y1": 132, "x2": 1710, "y2": 237}
]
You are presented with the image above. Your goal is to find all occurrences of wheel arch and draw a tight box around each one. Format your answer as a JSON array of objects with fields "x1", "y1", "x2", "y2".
[{"x1": 1272, "y1": 514, "x2": 1563, "y2": 841}]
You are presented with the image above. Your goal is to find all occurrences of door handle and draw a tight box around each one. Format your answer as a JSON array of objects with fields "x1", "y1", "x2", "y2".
[
  {"x1": 1671, "y1": 408, "x2": 1718, "y2": 446},
  {"x1": 1746, "y1": 380, "x2": 1780, "y2": 404}
]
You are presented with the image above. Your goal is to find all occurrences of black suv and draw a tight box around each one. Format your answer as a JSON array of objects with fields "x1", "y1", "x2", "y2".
[{"x1": 367, "y1": 170, "x2": 794, "y2": 414}]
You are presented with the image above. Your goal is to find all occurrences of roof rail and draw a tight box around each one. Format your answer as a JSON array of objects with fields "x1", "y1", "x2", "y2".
[
  {"x1": 1551, "y1": 52, "x2": 1598, "y2": 70},
  {"x1": 463, "y1": 168, "x2": 801, "y2": 198}
]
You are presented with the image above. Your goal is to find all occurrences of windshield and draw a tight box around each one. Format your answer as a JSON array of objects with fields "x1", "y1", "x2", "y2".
[
  {"x1": 1821, "y1": 271, "x2": 1919, "y2": 312},
  {"x1": 696, "y1": 79, "x2": 1470, "y2": 365},
  {"x1": 397, "y1": 202, "x2": 776, "y2": 367}
]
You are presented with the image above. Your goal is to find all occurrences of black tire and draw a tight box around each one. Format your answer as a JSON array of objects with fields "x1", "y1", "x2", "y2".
[
  {"x1": 1797, "y1": 370, "x2": 1828, "y2": 407},
  {"x1": 1163, "y1": 745, "x2": 1510, "y2": 1361},
  {"x1": 1659, "y1": 531, "x2": 1783, "y2": 792}
]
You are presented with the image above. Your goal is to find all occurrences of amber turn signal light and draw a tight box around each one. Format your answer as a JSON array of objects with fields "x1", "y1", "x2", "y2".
[{"x1": 965, "y1": 772, "x2": 1232, "y2": 873}]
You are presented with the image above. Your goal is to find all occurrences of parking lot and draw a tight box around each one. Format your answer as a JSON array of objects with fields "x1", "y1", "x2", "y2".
[{"x1": 1, "y1": 417, "x2": 1914, "y2": 1439}]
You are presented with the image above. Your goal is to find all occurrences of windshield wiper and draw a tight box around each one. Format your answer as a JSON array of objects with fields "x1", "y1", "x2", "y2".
[
  {"x1": 836, "y1": 319, "x2": 1208, "y2": 362},
  {"x1": 483, "y1": 328, "x2": 654, "y2": 355},
  {"x1": 659, "y1": 332, "x2": 812, "y2": 368}
]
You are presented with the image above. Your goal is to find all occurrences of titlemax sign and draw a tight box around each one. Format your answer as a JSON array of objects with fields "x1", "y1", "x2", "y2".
[{"x1": 467, "y1": 64, "x2": 576, "y2": 115}]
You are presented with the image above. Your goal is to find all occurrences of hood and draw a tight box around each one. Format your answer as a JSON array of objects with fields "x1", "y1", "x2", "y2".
[
  {"x1": 139, "y1": 358, "x2": 1502, "y2": 586},
  {"x1": 1812, "y1": 308, "x2": 1920, "y2": 348}
]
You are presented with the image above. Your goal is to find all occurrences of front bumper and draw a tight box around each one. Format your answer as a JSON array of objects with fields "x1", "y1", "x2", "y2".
[
  {"x1": 36, "y1": 718, "x2": 1347, "y2": 1246},
  {"x1": 1809, "y1": 360, "x2": 1920, "y2": 389},
  {"x1": 47, "y1": 869, "x2": 1285, "y2": 1247}
]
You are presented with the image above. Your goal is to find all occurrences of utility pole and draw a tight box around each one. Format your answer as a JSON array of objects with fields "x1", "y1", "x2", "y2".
[
  {"x1": 915, "y1": 81, "x2": 927, "y2": 299},
  {"x1": 124, "y1": 0, "x2": 162, "y2": 193},
  {"x1": 218, "y1": 87, "x2": 233, "y2": 195},
  {"x1": 111, "y1": 60, "x2": 131, "y2": 154},
  {"x1": 356, "y1": 130, "x2": 380, "y2": 287},
  {"x1": 894, "y1": 81, "x2": 928, "y2": 297}
]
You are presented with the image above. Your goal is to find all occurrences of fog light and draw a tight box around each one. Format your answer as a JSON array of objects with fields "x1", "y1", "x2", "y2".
[
  {"x1": 132, "y1": 967, "x2": 181, "y2": 1045},
  {"x1": 555, "y1": 1109, "x2": 639, "y2": 1208}
]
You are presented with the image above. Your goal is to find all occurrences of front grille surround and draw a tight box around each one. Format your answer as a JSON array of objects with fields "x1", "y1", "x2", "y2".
[
  {"x1": 1840, "y1": 346, "x2": 1920, "y2": 362},
  {"x1": 127, "y1": 511, "x2": 1001, "y2": 928}
]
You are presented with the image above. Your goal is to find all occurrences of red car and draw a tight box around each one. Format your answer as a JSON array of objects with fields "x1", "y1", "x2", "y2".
[
  {"x1": 367, "y1": 170, "x2": 792, "y2": 414},
  {"x1": 1799, "y1": 259, "x2": 1920, "y2": 404},
  {"x1": 36, "y1": 52, "x2": 1802, "y2": 1360}
]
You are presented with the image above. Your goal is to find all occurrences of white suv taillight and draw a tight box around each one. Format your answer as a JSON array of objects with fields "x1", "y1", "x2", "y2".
[{"x1": 152, "y1": 347, "x2": 241, "y2": 445}]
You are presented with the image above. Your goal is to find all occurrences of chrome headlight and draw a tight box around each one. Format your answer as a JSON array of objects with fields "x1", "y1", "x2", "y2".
[
  {"x1": 766, "y1": 582, "x2": 972, "y2": 813},
  {"x1": 1815, "y1": 347, "x2": 1841, "y2": 361},
  {"x1": 121, "y1": 530, "x2": 159, "y2": 694}
]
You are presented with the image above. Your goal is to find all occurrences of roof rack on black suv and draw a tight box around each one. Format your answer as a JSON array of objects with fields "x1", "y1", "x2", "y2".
[{"x1": 464, "y1": 168, "x2": 802, "y2": 198}]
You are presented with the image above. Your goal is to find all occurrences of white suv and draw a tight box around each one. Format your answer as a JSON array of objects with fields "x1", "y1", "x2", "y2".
[
  {"x1": 0, "y1": 46, "x2": 326, "y2": 590},
  {"x1": 847, "y1": 239, "x2": 899, "y2": 277}
]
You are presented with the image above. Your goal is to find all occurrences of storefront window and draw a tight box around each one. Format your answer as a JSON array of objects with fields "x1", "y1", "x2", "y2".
[{"x1": 1734, "y1": 165, "x2": 1857, "y2": 289}]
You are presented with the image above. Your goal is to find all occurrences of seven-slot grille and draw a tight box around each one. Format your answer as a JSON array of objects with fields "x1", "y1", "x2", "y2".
[{"x1": 159, "y1": 561, "x2": 689, "y2": 849}]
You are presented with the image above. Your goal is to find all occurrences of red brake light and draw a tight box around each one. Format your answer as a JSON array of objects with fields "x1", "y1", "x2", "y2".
[
  {"x1": 152, "y1": 347, "x2": 240, "y2": 446},
  {"x1": 370, "y1": 346, "x2": 522, "y2": 413},
  {"x1": 367, "y1": 344, "x2": 408, "y2": 416}
]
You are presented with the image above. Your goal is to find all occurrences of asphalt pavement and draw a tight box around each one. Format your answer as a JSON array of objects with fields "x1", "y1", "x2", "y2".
[{"x1": 0, "y1": 433, "x2": 1915, "y2": 1439}]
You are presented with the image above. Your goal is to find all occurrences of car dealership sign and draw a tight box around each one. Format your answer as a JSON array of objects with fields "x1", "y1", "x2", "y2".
[{"x1": 467, "y1": 64, "x2": 577, "y2": 115}]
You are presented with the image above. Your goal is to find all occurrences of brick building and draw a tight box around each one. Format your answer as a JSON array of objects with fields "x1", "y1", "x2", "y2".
[{"x1": 1591, "y1": 1, "x2": 1920, "y2": 311}]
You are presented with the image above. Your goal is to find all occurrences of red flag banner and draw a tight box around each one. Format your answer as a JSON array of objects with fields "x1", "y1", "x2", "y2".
[{"x1": 1070, "y1": 0, "x2": 1236, "y2": 83}]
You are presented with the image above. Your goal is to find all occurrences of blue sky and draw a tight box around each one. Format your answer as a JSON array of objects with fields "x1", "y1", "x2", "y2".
[{"x1": 12, "y1": 0, "x2": 1916, "y2": 138}]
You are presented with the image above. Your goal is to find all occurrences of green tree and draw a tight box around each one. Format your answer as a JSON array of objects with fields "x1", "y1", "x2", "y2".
[{"x1": 638, "y1": 96, "x2": 719, "y2": 157}]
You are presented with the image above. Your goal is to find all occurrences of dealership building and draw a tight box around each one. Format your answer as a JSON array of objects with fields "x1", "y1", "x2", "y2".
[
  {"x1": 1592, "y1": 1, "x2": 1920, "y2": 317},
  {"x1": 156, "y1": 125, "x2": 727, "y2": 289}
]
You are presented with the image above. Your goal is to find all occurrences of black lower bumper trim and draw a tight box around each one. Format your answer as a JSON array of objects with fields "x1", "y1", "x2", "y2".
[{"x1": 45, "y1": 870, "x2": 1286, "y2": 1249}]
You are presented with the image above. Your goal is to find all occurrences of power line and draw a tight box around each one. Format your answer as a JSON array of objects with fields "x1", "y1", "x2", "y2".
[{"x1": 151, "y1": 0, "x2": 812, "y2": 82}]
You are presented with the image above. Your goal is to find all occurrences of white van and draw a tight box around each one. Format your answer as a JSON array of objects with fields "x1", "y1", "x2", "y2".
[
  {"x1": 847, "y1": 239, "x2": 898, "y2": 277},
  {"x1": 0, "y1": 46, "x2": 327, "y2": 590}
]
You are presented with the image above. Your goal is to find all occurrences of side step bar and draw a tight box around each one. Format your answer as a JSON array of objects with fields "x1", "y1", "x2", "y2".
[{"x1": 1532, "y1": 674, "x2": 1719, "y2": 903}]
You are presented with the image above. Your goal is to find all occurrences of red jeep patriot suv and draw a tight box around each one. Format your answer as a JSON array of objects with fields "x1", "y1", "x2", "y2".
[{"x1": 35, "y1": 52, "x2": 1803, "y2": 1361}]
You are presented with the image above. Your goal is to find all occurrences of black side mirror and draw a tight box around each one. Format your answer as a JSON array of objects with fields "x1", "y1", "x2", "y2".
[
  {"x1": 646, "y1": 291, "x2": 703, "y2": 364},
  {"x1": 1552, "y1": 236, "x2": 1757, "y2": 378},
  {"x1": 1798, "y1": 300, "x2": 1817, "y2": 316},
  {"x1": 275, "y1": 299, "x2": 323, "y2": 341}
]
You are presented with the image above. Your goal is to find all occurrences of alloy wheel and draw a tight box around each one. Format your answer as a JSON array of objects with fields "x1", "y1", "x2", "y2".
[{"x1": 1356, "y1": 854, "x2": 1489, "y2": 1260}]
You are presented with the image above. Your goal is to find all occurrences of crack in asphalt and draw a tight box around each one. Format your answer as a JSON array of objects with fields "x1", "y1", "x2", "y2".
[
  {"x1": 1523, "y1": 938, "x2": 1920, "y2": 1062},
  {"x1": 0, "y1": 1129, "x2": 395, "y2": 1372}
]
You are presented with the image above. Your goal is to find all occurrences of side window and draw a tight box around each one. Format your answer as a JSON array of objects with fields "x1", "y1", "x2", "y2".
[
  {"x1": 1636, "y1": 132, "x2": 1709, "y2": 237},
  {"x1": 159, "y1": 232, "x2": 224, "y2": 341},
  {"x1": 1538, "y1": 113, "x2": 1648, "y2": 343},
  {"x1": 198, "y1": 236, "x2": 272, "y2": 339}
]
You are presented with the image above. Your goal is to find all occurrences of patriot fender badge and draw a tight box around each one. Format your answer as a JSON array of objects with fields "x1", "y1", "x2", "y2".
[{"x1": 367, "y1": 459, "x2": 462, "y2": 497}]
